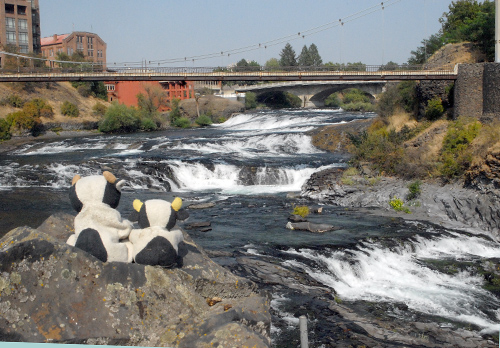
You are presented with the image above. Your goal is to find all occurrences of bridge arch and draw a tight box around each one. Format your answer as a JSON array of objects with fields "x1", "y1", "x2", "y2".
[{"x1": 236, "y1": 81, "x2": 388, "y2": 108}]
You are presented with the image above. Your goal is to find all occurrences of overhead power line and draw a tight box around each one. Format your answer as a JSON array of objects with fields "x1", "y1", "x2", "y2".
[
  {"x1": 143, "y1": 0, "x2": 402, "y2": 66},
  {"x1": 0, "y1": 0, "x2": 402, "y2": 67}
]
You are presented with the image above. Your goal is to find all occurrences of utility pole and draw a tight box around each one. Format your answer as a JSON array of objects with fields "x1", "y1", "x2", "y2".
[{"x1": 496, "y1": 0, "x2": 500, "y2": 62}]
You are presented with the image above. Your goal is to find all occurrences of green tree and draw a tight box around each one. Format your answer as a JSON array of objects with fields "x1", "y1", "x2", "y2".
[
  {"x1": 408, "y1": 34, "x2": 444, "y2": 65},
  {"x1": 279, "y1": 43, "x2": 297, "y2": 67},
  {"x1": 308, "y1": 43, "x2": 322, "y2": 66},
  {"x1": 265, "y1": 58, "x2": 280, "y2": 70},
  {"x1": 298, "y1": 45, "x2": 311, "y2": 66},
  {"x1": 440, "y1": 0, "x2": 483, "y2": 42}
]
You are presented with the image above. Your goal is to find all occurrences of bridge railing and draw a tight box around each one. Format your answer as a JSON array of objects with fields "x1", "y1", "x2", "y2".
[{"x1": 0, "y1": 64, "x2": 456, "y2": 76}]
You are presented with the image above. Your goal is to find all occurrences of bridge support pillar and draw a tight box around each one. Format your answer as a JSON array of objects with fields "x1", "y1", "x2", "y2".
[{"x1": 455, "y1": 63, "x2": 500, "y2": 121}]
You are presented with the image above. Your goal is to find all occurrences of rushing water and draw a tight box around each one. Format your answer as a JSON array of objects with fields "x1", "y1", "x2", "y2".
[{"x1": 0, "y1": 109, "x2": 499, "y2": 346}]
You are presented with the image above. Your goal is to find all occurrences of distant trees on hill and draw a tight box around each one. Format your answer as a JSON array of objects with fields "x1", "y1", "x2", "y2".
[{"x1": 408, "y1": 0, "x2": 495, "y2": 64}]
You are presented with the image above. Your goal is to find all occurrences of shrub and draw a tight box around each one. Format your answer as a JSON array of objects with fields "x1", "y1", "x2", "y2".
[
  {"x1": 245, "y1": 92, "x2": 257, "y2": 109},
  {"x1": 3, "y1": 94, "x2": 24, "y2": 108},
  {"x1": 6, "y1": 110, "x2": 38, "y2": 134},
  {"x1": 98, "y1": 103, "x2": 141, "y2": 133},
  {"x1": 389, "y1": 196, "x2": 411, "y2": 214},
  {"x1": 61, "y1": 101, "x2": 79, "y2": 117},
  {"x1": 292, "y1": 206, "x2": 310, "y2": 218},
  {"x1": 439, "y1": 117, "x2": 481, "y2": 179},
  {"x1": 341, "y1": 167, "x2": 359, "y2": 185},
  {"x1": 377, "y1": 81, "x2": 417, "y2": 117},
  {"x1": 169, "y1": 98, "x2": 182, "y2": 124},
  {"x1": 22, "y1": 98, "x2": 54, "y2": 119},
  {"x1": 140, "y1": 118, "x2": 158, "y2": 131},
  {"x1": 424, "y1": 97, "x2": 444, "y2": 120},
  {"x1": 92, "y1": 102, "x2": 107, "y2": 117},
  {"x1": 76, "y1": 84, "x2": 91, "y2": 98},
  {"x1": 195, "y1": 114, "x2": 213, "y2": 127},
  {"x1": 173, "y1": 117, "x2": 191, "y2": 128},
  {"x1": 341, "y1": 102, "x2": 376, "y2": 112},
  {"x1": 325, "y1": 93, "x2": 341, "y2": 108},
  {"x1": 0, "y1": 118, "x2": 11, "y2": 140},
  {"x1": 407, "y1": 180, "x2": 422, "y2": 200},
  {"x1": 342, "y1": 88, "x2": 370, "y2": 104},
  {"x1": 216, "y1": 116, "x2": 227, "y2": 123}
]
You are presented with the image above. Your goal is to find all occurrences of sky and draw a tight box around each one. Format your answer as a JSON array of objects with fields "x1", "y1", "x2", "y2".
[{"x1": 39, "y1": 0, "x2": 453, "y2": 68}]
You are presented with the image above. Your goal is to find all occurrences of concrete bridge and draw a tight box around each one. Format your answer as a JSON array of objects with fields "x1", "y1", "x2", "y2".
[{"x1": 234, "y1": 81, "x2": 387, "y2": 108}]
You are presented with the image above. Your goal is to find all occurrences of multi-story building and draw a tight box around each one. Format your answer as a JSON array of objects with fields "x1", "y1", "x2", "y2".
[
  {"x1": 41, "y1": 31, "x2": 106, "y2": 68},
  {"x1": 105, "y1": 81, "x2": 195, "y2": 111},
  {"x1": 0, "y1": 0, "x2": 41, "y2": 66}
]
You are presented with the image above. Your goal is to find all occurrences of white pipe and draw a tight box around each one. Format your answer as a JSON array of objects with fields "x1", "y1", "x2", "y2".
[
  {"x1": 299, "y1": 315, "x2": 309, "y2": 348},
  {"x1": 496, "y1": 0, "x2": 500, "y2": 62}
]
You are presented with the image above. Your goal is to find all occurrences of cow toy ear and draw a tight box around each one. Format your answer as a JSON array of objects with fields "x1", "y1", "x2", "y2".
[
  {"x1": 171, "y1": 197, "x2": 182, "y2": 212},
  {"x1": 71, "y1": 175, "x2": 81, "y2": 186},
  {"x1": 103, "y1": 171, "x2": 117, "y2": 184},
  {"x1": 133, "y1": 199, "x2": 143, "y2": 212},
  {"x1": 116, "y1": 180, "x2": 126, "y2": 192},
  {"x1": 128, "y1": 199, "x2": 143, "y2": 222}
]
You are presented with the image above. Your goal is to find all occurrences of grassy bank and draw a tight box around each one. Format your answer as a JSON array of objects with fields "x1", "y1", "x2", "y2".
[{"x1": 313, "y1": 111, "x2": 500, "y2": 183}]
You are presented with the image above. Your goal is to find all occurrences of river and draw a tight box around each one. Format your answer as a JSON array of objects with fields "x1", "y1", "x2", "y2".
[{"x1": 0, "y1": 109, "x2": 499, "y2": 347}]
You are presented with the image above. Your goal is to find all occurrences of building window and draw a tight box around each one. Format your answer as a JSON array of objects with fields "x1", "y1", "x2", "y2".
[
  {"x1": 67, "y1": 47, "x2": 73, "y2": 55},
  {"x1": 76, "y1": 35, "x2": 83, "y2": 51},
  {"x1": 5, "y1": 17, "x2": 15, "y2": 30},
  {"x1": 18, "y1": 19, "x2": 27, "y2": 31},
  {"x1": 19, "y1": 45, "x2": 28, "y2": 54},
  {"x1": 18, "y1": 32, "x2": 28, "y2": 44},
  {"x1": 50, "y1": 49, "x2": 53, "y2": 57},
  {"x1": 5, "y1": 4, "x2": 14, "y2": 14},
  {"x1": 6, "y1": 31, "x2": 16, "y2": 43},
  {"x1": 105, "y1": 84, "x2": 115, "y2": 91},
  {"x1": 87, "y1": 36, "x2": 93, "y2": 49},
  {"x1": 17, "y1": 5, "x2": 26, "y2": 15},
  {"x1": 88, "y1": 49, "x2": 93, "y2": 57}
]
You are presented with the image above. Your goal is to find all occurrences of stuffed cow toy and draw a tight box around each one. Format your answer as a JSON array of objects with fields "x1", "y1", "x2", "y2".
[
  {"x1": 128, "y1": 198, "x2": 189, "y2": 268},
  {"x1": 67, "y1": 171, "x2": 133, "y2": 263}
]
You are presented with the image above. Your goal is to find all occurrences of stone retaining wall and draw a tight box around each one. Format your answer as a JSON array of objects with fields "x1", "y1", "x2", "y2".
[{"x1": 454, "y1": 63, "x2": 500, "y2": 120}]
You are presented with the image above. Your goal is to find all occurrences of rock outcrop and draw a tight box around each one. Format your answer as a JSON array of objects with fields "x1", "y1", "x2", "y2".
[
  {"x1": 0, "y1": 213, "x2": 270, "y2": 347},
  {"x1": 302, "y1": 168, "x2": 500, "y2": 240}
]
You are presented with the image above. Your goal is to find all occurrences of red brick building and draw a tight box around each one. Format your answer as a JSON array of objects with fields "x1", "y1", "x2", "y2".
[
  {"x1": 0, "y1": 0, "x2": 41, "y2": 66},
  {"x1": 105, "y1": 81, "x2": 195, "y2": 111},
  {"x1": 41, "y1": 31, "x2": 106, "y2": 68}
]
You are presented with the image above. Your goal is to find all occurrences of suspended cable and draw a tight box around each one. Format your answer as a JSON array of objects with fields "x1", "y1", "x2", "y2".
[
  {"x1": 2, "y1": 0, "x2": 402, "y2": 67},
  {"x1": 123, "y1": 0, "x2": 402, "y2": 66}
]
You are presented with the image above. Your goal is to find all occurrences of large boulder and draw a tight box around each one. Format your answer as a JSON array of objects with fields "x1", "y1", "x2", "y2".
[{"x1": 0, "y1": 213, "x2": 270, "y2": 347}]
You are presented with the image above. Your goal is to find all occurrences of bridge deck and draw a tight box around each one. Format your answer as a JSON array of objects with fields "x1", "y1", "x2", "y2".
[{"x1": 0, "y1": 67, "x2": 457, "y2": 82}]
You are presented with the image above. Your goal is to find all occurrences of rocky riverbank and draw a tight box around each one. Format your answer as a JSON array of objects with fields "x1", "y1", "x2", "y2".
[
  {"x1": 0, "y1": 213, "x2": 271, "y2": 347},
  {"x1": 301, "y1": 167, "x2": 500, "y2": 240}
]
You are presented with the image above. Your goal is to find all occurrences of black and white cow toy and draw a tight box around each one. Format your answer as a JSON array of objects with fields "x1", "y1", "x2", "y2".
[
  {"x1": 67, "y1": 171, "x2": 133, "y2": 263},
  {"x1": 128, "y1": 198, "x2": 189, "y2": 268}
]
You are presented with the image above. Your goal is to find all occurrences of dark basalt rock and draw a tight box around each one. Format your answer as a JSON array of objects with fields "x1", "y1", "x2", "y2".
[{"x1": 0, "y1": 213, "x2": 270, "y2": 347}]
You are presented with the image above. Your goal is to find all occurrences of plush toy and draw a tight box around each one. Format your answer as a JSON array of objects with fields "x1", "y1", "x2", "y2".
[
  {"x1": 66, "y1": 171, "x2": 133, "y2": 263},
  {"x1": 128, "y1": 198, "x2": 189, "y2": 268}
]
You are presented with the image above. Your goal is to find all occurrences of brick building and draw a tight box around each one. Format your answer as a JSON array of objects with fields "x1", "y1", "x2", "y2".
[
  {"x1": 105, "y1": 81, "x2": 195, "y2": 111},
  {"x1": 41, "y1": 31, "x2": 106, "y2": 68},
  {"x1": 0, "y1": 0, "x2": 41, "y2": 66}
]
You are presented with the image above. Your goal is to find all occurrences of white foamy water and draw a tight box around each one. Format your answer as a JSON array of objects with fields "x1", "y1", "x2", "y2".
[
  {"x1": 168, "y1": 160, "x2": 338, "y2": 194},
  {"x1": 12, "y1": 139, "x2": 143, "y2": 156},
  {"x1": 283, "y1": 231, "x2": 500, "y2": 332},
  {"x1": 215, "y1": 112, "x2": 332, "y2": 133},
  {"x1": 169, "y1": 133, "x2": 321, "y2": 158}
]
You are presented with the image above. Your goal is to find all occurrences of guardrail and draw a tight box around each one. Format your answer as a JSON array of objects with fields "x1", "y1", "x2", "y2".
[{"x1": 0, "y1": 64, "x2": 458, "y2": 82}]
